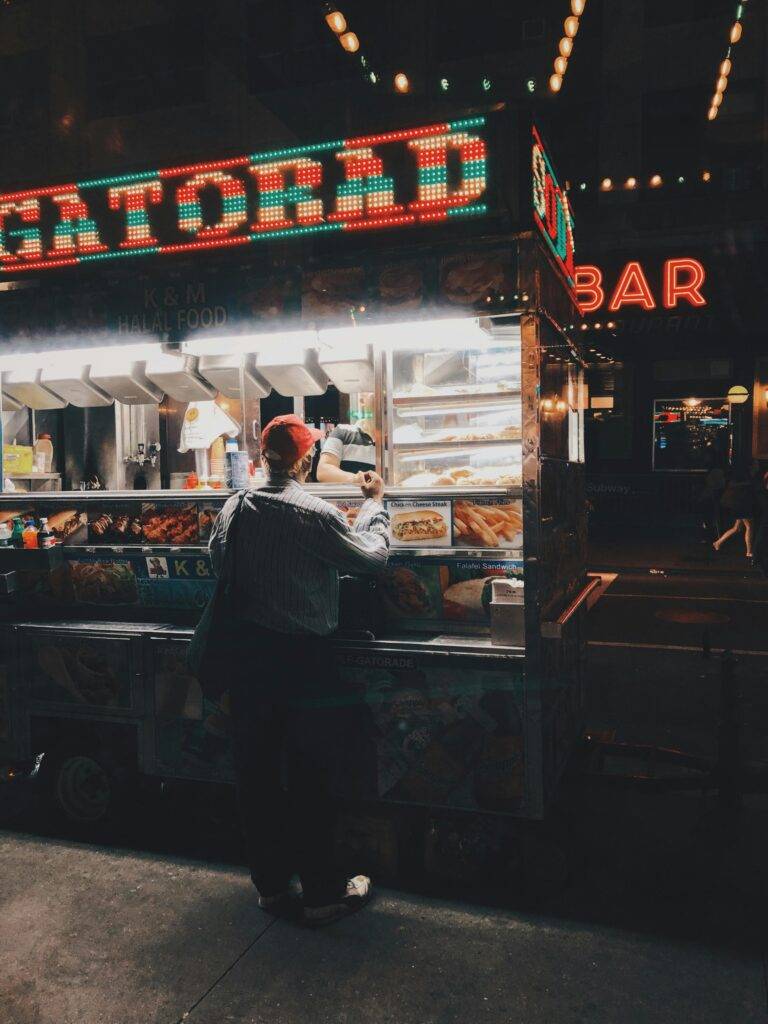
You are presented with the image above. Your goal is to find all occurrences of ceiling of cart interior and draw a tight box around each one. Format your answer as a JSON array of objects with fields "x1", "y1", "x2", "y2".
[{"x1": 0, "y1": 314, "x2": 521, "y2": 410}]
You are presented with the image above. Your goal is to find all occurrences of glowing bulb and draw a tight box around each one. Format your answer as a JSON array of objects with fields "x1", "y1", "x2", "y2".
[
  {"x1": 549, "y1": 73, "x2": 563, "y2": 92},
  {"x1": 564, "y1": 15, "x2": 580, "y2": 37},
  {"x1": 730, "y1": 21, "x2": 742, "y2": 43},
  {"x1": 440, "y1": 77, "x2": 449, "y2": 91},
  {"x1": 526, "y1": 78, "x2": 536, "y2": 93},
  {"x1": 394, "y1": 71, "x2": 409, "y2": 93},
  {"x1": 340, "y1": 31, "x2": 359, "y2": 52},
  {"x1": 720, "y1": 58, "x2": 732, "y2": 76},
  {"x1": 649, "y1": 173, "x2": 662, "y2": 187},
  {"x1": 708, "y1": 106, "x2": 719, "y2": 121},
  {"x1": 580, "y1": 323, "x2": 589, "y2": 331},
  {"x1": 712, "y1": 91, "x2": 723, "y2": 107},
  {"x1": 600, "y1": 177, "x2": 612, "y2": 191},
  {"x1": 579, "y1": 182, "x2": 586, "y2": 190},
  {"x1": 325, "y1": 9, "x2": 346, "y2": 33},
  {"x1": 571, "y1": 0, "x2": 586, "y2": 14},
  {"x1": 369, "y1": 71, "x2": 378, "y2": 84},
  {"x1": 554, "y1": 55, "x2": 568, "y2": 75},
  {"x1": 559, "y1": 36, "x2": 573, "y2": 57},
  {"x1": 482, "y1": 77, "x2": 492, "y2": 92},
  {"x1": 606, "y1": 321, "x2": 616, "y2": 329},
  {"x1": 625, "y1": 176, "x2": 637, "y2": 189},
  {"x1": 702, "y1": 169, "x2": 711, "y2": 182},
  {"x1": 594, "y1": 322, "x2": 602, "y2": 330}
]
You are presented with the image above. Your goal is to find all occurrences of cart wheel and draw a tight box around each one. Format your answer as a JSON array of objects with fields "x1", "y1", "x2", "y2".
[{"x1": 48, "y1": 753, "x2": 116, "y2": 825}]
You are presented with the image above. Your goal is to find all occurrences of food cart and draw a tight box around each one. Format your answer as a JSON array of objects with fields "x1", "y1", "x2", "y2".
[{"x1": 0, "y1": 109, "x2": 589, "y2": 854}]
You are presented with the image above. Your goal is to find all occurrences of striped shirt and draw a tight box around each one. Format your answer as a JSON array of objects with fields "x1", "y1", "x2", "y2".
[
  {"x1": 209, "y1": 476, "x2": 390, "y2": 636},
  {"x1": 321, "y1": 424, "x2": 376, "y2": 474}
]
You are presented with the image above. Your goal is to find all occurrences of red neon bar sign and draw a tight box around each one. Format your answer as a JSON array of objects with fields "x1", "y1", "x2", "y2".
[
  {"x1": 574, "y1": 259, "x2": 706, "y2": 314},
  {"x1": 0, "y1": 118, "x2": 489, "y2": 275}
]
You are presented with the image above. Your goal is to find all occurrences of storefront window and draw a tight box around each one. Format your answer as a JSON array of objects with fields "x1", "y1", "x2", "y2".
[{"x1": 652, "y1": 397, "x2": 730, "y2": 471}]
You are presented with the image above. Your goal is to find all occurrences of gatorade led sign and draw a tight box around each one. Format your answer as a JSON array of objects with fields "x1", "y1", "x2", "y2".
[
  {"x1": 0, "y1": 117, "x2": 489, "y2": 275},
  {"x1": 575, "y1": 259, "x2": 707, "y2": 314},
  {"x1": 532, "y1": 125, "x2": 576, "y2": 293}
]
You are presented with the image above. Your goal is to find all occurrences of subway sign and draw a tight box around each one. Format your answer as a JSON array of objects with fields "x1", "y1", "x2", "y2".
[
  {"x1": 0, "y1": 117, "x2": 491, "y2": 276},
  {"x1": 575, "y1": 258, "x2": 706, "y2": 314}
]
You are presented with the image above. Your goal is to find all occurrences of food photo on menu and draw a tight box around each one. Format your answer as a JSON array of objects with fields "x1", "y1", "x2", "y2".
[
  {"x1": 88, "y1": 504, "x2": 144, "y2": 544},
  {"x1": 452, "y1": 499, "x2": 522, "y2": 549},
  {"x1": 386, "y1": 500, "x2": 452, "y2": 547}
]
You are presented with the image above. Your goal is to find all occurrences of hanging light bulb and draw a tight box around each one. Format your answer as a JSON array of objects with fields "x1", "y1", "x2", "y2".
[
  {"x1": 716, "y1": 74, "x2": 728, "y2": 93},
  {"x1": 571, "y1": 0, "x2": 586, "y2": 14},
  {"x1": 702, "y1": 170, "x2": 711, "y2": 182},
  {"x1": 625, "y1": 177, "x2": 637, "y2": 189},
  {"x1": 394, "y1": 71, "x2": 410, "y2": 93},
  {"x1": 730, "y1": 21, "x2": 743, "y2": 44},
  {"x1": 324, "y1": 9, "x2": 347, "y2": 34},
  {"x1": 707, "y1": 106, "x2": 719, "y2": 121},
  {"x1": 564, "y1": 15, "x2": 580, "y2": 37},
  {"x1": 600, "y1": 177, "x2": 612, "y2": 191},
  {"x1": 554, "y1": 55, "x2": 568, "y2": 75},
  {"x1": 549, "y1": 73, "x2": 563, "y2": 92},
  {"x1": 340, "y1": 31, "x2": 359, "y2": 52},
  {"x1": 649, "y1": 174, "x2": 662, "y2": 187},
  {"x1": 559, "y1": 36, "x2": 573, "y2": 57},
  {"x1": 720, "y1": 58, "x2": 732, "y2": 76},
  {"x1": 711, "y1": 91, "x2": 723, "y2": 107}
]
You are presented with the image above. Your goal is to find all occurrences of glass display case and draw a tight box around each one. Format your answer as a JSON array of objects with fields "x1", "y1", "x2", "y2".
[{"x1": 386, "y1": 321, "x2": 523, "y2": 488}]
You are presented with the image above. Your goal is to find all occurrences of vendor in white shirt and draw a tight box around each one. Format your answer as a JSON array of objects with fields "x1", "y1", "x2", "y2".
[{"x1": 316, "y1": 397, "x2": 377, "y2": 485}]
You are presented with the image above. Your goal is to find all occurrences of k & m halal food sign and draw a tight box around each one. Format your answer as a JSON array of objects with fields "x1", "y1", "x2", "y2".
[{"x1": 0, "y1": 117, "x2": 491, "y2": 276}]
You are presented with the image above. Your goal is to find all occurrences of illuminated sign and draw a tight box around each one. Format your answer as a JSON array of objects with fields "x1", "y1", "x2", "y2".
[
  {"x1": 0, "y1": 118, "x2": 488, "y2": 275},
  {"x1": 532, "y1": 125, "x2": 576, "y2": 292},
  {"x1": 575, "y1": 259, "x2": 706, "y2": 314}
]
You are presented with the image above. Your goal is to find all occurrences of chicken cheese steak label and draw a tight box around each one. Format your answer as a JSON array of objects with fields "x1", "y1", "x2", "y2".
[{"x1": 386, "y1": 500, "x2": 452, "y2": 548}]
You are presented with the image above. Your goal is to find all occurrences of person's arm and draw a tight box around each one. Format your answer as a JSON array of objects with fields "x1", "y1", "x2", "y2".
[
  {"x1": 314, "y1": 473, "x2": 389, "y2": 574},
  {"x1": 316, "y1": 451, "x2": 361, "y2": 485}
]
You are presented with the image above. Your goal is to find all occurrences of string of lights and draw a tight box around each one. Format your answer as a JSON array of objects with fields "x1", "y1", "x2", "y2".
[
  {"x1": 569, "y1": 170, "x2": 716, "y2": 193},
  {"x1": 320, "y1": 4, "x2": 504, "y2": 96},
  {"x1": 549, "y1": 0, "x2": 586, "y2": 93},
  {"x1": 321, "y1": 3, "x2": 386, "y2": 88},
  {"x1": 707, "y1": 0, "x2": 748, "y2": 121}
]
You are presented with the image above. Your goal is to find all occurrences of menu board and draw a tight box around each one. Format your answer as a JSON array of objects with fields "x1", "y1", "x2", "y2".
[{"x1": 652, "y1": 397, "x2": 730, "y2": 472}]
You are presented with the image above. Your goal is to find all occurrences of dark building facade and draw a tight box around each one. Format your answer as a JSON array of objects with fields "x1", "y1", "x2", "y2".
[{"x1": 0, "y1": 0, "x2": 766, "y2": 532}]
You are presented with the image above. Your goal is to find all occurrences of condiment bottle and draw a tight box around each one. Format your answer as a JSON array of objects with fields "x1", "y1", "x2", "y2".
[
  {"x1": 11, "y1": 517, "x2": 25, "y2": 548},
  {"x1": 38, "y1": 518, "x2": 55, "y2": 549},
  {"x1": 35, "y1": 433, "x2": 54, "y2": 473},
  {"x1": 22, "y1": 519, "x2": 39, "y2": 549}
]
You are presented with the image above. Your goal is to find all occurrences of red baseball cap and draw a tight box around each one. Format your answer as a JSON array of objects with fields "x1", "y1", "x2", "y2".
[{"x1": 261, "y1": 414, "x2": 322, "y2": 468}]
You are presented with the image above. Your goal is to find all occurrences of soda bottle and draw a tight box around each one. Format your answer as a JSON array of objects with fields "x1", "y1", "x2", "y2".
[
  {"x1": 22, "y1": 519, "x2": 39, "y2": 549},
  {"x1": 38, "y1": 518, "x2": 55, "y2": 549},
  {"x1": 11, "y1": 517, "x2": 25, "y2": 548}
]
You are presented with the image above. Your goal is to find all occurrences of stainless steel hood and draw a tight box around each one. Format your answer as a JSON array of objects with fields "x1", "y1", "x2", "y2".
[
  {"x1": 145, "y1": 353, "x2": 217, "y2": 402},
  {"x1": 40, "y1": 366, "x2": 114, "y2": 408},
  {"x1": 197, "y1": 353, "x2": 271, "y2": 399}
]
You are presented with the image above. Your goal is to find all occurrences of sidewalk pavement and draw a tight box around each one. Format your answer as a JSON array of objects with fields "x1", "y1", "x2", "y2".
[
  {"x1": 1, "y1": 823, "x2": 766, "y2": 1024},
  {"x1": 589, "y1": 531, "x2": 762, "y2": 577}
]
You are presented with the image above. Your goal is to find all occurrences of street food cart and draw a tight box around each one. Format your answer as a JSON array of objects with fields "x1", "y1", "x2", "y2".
[{"x1": 0, "y1": 109, "x2": 589, "y2": 851}]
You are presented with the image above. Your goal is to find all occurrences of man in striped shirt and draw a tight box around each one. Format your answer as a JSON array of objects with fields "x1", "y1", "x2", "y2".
[{"x1": 209, "y1": 414, "x2": 389, "y2": 926}]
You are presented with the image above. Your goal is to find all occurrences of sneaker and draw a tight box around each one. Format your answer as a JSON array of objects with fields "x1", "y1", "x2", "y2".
[{"x1": 303, "y1": 875, "x2": 373, "y2": 927}]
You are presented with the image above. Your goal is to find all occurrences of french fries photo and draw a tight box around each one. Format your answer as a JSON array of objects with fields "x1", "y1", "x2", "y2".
[{"x1": 454, "y1": 501, "x2": 523, "y2": 548}]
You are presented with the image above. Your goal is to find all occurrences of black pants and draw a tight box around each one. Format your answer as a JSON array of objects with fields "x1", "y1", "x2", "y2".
[{"x1": 228, "y1": 626, "x2": 346, "y2": 906}]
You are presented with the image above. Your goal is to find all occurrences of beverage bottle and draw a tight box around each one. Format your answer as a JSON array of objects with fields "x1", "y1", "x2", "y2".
[
  {"x1": 0, "y1": 522, "x2": 11, "y2": 546},
  {"x1": 11, "y1": 517, "x2": 25, "y2": 548},
  {"x1": 22, "y1": 519, "x2": 39, "y2": 549},
  {"x1": 38, "y1": 518, "x2": 56, "y2": 549}
]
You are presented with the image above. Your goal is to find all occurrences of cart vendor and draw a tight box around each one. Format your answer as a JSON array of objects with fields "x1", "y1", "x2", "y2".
[{"x1": 316, "y1": 394, "x2": 377, "y2": 484}]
